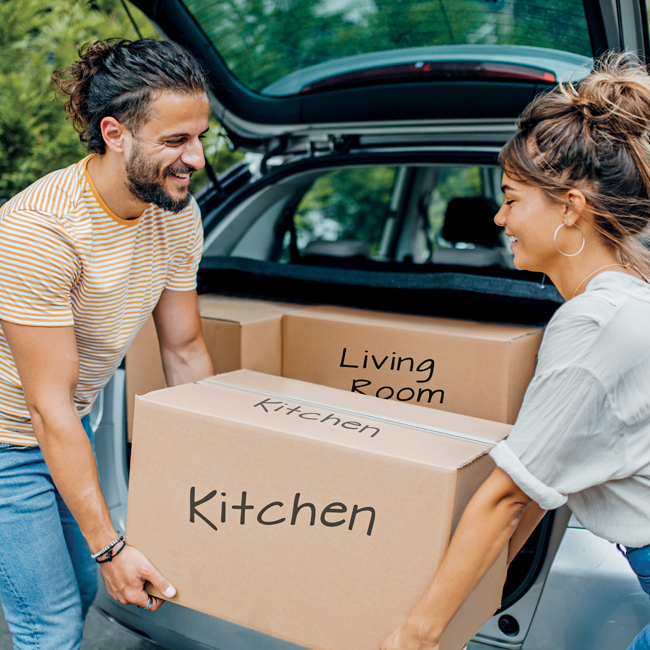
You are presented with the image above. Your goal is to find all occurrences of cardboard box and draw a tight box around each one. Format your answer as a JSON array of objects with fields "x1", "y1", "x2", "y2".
[
  {"x1": 127, "y1": 369, "x2": 509, "y2": 650},
  {"x1": 125, "y1": 296, "x2": 296, "y2": 439},
  {"x1": 283, "y1": 306, "x2": 543, "y2": 424}
]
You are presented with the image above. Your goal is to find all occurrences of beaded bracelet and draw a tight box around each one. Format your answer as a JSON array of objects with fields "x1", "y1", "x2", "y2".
[
  {"x1": 96, "y1": 539, "x2": 126, "y2": 564},
  {"x1": 91, "y1": 535, "x2": 124, "y2": 560}
]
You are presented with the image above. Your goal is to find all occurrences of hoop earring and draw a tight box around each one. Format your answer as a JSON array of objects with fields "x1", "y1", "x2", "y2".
[{"x1": 554, "y1": 223, "x2": 585, "y2": 257}]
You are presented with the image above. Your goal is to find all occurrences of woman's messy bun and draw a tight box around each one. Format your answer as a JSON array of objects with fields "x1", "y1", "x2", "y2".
[
  {"x1": 53, "y1": 39, "x2": 207, "y2": 154},
  {"x1": 500, "y1": 52, "x2": 650, "y2": 277}
]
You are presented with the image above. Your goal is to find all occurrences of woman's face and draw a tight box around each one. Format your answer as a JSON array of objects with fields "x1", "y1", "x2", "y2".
[{"x1": 494, "y1": 171, "x2": 580, "y2": 273}]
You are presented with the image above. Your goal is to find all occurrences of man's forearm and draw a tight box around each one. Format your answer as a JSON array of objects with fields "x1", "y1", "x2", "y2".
[
  {"x1": 161, "y1": 337, "x2": 214, "y2": 387},
  {"x1": 32, "y1": 405, "x2": 116, "y2": 553}
]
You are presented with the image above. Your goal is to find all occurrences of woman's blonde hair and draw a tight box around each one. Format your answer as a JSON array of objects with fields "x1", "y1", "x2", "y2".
[{"x1": 499, "y1": 52, "x2": 650, "y2": 278}]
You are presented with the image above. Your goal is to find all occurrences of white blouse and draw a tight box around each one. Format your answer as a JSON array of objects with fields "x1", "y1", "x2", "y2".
[{"x1": 490, "y1": 272, "x2": 650, "y2": 547}]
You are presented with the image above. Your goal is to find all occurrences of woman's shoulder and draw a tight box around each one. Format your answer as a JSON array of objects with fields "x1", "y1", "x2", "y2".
[
  {"x1": 551, "y1": 271, "x2": 650, "y2": 329},
  {"x1": 539, "y1": 272, "x2": 650, "y2": 372}
]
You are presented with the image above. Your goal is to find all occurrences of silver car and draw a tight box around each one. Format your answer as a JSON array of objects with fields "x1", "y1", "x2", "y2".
[{"x1": 93, "y1": 0, "x2": 650, "y2": 647}]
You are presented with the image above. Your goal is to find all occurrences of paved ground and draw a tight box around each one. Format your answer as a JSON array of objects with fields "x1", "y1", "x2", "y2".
[{"x1": 0, "y1": 602, "x2": 159, "y2": 649}]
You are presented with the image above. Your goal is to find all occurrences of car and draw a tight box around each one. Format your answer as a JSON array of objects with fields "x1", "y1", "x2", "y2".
[{"x1": 92, "y1": 0, "x2": 650, "y2": 648}]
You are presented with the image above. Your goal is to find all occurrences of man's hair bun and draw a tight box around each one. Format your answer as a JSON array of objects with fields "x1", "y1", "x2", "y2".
[{"x1": 54, "y1": 40, "x2": 121, "y2": 139}]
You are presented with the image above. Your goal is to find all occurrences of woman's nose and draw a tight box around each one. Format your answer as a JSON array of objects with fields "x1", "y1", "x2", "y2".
[{"x1": 494, "y1": 205, "x2": 506, "y2": 227}]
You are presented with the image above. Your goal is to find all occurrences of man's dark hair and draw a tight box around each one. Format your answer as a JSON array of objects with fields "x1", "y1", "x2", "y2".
[{"x1": 53, "y1": 39, "x2": 208, "y2": 154}]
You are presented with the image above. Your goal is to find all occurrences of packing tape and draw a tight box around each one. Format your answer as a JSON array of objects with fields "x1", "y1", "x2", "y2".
[{"x1": 199, "y1": 378, "x2": 497, "y2": 447}]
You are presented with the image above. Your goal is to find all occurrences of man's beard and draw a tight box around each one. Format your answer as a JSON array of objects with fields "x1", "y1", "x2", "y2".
[{"x1": 125, "y1": 144, "x2": 195, "y2": 214}]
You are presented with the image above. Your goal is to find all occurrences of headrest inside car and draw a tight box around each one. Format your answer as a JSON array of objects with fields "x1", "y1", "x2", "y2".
[
  {"x1": 442, "y1": 197, "x2": 502, "y2": 248},
  {"x1": 303, "y1": 240, "x2": 371, "y2": 258}
]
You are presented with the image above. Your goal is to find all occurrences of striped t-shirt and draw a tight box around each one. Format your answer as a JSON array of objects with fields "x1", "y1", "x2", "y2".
[{"x1": 0, "y1": 155, "x2": 203, "y2": 446}]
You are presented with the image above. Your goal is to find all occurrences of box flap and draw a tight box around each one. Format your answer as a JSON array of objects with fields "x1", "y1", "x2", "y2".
[
  {"x1": 198, "y1": 295, "x2": 297, "y2": 324},
  {"x1": 289, "y1": 305, "x2": 542, "y2": 341},
  {"x1": 138, "y1": 370, "x2": 511, "y2": 470}
]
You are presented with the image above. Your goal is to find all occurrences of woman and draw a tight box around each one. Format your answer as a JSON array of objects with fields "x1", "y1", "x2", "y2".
[{"x1": 381, "y1": 53, "x2": 650, "y2": 650}]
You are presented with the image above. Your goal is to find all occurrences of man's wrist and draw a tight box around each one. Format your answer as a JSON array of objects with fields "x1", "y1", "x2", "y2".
[
  {"x1": 91, "y1": 534, "x2": 124, "y2": 559},
  {"x1": 88, "y1": 528, "x2": 120, "y2": 556}
]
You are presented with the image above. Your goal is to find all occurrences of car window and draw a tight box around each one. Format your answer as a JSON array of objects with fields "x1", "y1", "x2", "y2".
[
  {"x1": 429, "y1": 166, "x2": 486, "y2": 247},
  {"x1": 182, "y1": 0, "x2": 592, "y2": 94},
  {"x1": 280, "y1": 167, "x2": 397, "y2": 261}
]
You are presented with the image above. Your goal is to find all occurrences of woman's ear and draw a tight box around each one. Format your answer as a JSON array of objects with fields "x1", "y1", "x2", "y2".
[{"x1": 563, "y1": 188, "x2": 587, "y2": 226}]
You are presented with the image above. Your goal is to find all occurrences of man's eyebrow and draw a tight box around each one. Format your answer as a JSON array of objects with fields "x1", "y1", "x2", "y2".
[{"x1": 161, "y1": 127, "x2": 210, "y2": 139}]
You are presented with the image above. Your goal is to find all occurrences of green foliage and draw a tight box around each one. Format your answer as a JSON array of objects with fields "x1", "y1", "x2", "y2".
[
  {"x1": 185, "y1": 0, "x2": 592, "y2": 92},
  {"x1": 0, "y1": 0, "x2": 156, "y2": 203},
  {"x1": 292, "y1": 167, "x2": 396, "y2": 256}
]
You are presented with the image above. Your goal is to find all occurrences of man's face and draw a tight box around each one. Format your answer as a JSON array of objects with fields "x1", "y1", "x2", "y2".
[{"x1": 125, "y1": 91, "x2": 210, "y2": 213}]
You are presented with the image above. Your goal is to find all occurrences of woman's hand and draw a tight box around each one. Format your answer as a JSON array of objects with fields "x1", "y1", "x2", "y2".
[
  {"x1": 99, "y1": 544, "x2": 176, "y2": 612},
  {"x1": 380, "y1": 469, "x2": 534, "y2": 650},
  {"x1": 380, "y1": 623, "x2": 439, "y2": 650}
]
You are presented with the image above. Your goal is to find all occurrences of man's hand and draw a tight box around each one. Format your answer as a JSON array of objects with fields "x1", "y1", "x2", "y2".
[
  {"x1": 380, "y1": 624, "x2": 439, "y2": 650},
  {"x1": 99, "y1": 545, "x2": 176, "y2": 612},
  {"x1": 0, "y1": 319, "x2": 175, "y2": 612}
]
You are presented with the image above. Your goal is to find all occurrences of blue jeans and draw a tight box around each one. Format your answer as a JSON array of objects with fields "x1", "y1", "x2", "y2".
[
  {"x1": 622, "y1": 544, "x2": 650, "y2": 650},
  {"x1": 0, "y1": 415, "x2": 98, "y2": 650}
]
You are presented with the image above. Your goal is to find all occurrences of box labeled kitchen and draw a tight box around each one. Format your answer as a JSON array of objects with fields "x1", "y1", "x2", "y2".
[
  {"x1": 283, "y1": 305, "x2": 543, "y2": 424},
  {"x1": 125, "y1": 295, "x2": 296, "y2": 438},
  {"x1": 127, "y1": 369, "x2": 509, "y2": 650}
]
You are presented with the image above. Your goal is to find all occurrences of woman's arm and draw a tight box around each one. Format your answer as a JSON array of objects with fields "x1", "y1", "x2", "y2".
[
  {"x1": 380, "y1": 468, "x2": 534, "y2": 650},
  {"x1": 508, "y1": 501, "x2": 547, "y2": 564}
]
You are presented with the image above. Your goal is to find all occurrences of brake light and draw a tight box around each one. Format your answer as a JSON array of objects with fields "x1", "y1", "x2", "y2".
[{"x1": 301, "y1": 61, "x2": 557, "y2": 93}]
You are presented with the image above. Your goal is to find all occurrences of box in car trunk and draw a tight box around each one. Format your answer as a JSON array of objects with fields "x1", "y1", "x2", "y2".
[
  {"x1": 283, "y1": 305, "x2": 543, "y2": 424},
  {"x1": 125, "y1": 295, "x2": 296, "y2": 439},
  {"x1": 127, "y1": 369, "x2": 509, "y2": 650}
]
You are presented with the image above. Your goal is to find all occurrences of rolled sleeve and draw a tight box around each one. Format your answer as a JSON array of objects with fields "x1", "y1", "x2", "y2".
[
  {"x1": 490, "y1": 441, "x2": 567, "y2": 509},
  {"x1": 493, "y1": 365, "x2": 626, "y2": 506}
]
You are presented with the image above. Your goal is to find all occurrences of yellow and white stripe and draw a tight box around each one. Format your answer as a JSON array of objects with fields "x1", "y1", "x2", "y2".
[{"x1": 0, "y1": 156, "x2": 202, "y2": 445}]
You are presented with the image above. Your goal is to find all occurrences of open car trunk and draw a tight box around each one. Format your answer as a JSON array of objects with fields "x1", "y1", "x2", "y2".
[{"x1": 100, "y1": 0, "x2": 650, "y2": 647}]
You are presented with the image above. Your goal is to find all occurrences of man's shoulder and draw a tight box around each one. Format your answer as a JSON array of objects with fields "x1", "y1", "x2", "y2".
[{"x1": 1, "y1": 158, "x2": 88, "y2": 220}]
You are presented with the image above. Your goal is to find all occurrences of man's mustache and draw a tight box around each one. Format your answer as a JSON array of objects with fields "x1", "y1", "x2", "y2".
[{"x1": 164, "y1": 165, "x2": 197, "y2": 177}]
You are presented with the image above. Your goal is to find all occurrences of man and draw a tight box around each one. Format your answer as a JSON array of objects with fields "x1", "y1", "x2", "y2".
[{"x1": 0, "y1": 39, "x2": 214, "y2": 649}]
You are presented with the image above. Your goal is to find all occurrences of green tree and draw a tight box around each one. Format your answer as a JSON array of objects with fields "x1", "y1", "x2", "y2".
[{"x1": 0, "y1": 0, "x2": 158, "y2": 203}]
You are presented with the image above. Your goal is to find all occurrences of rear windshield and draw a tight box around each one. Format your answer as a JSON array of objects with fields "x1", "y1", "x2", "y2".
[{"x1": 184, "y1": 0, "x2": 592, "y2": 94}]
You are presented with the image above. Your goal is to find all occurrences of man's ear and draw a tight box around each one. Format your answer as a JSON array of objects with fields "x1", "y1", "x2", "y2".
[
  {"x1": 100, "y1": 116, "x2": 131, "y2": 154},
  {"x1": 563, "y1": 188, "x2": 587, "y2": 227}
]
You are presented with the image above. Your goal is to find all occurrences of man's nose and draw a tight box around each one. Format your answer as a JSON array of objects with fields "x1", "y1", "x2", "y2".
[{"x1": 181, "y1": 137, "x2": 205, "y2": 170}]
